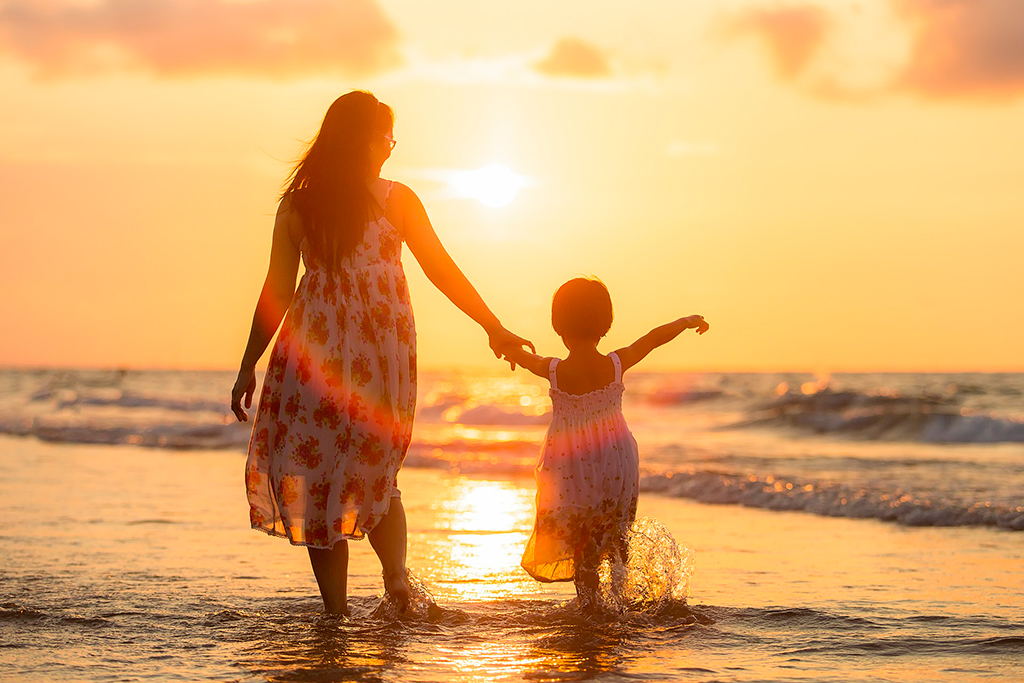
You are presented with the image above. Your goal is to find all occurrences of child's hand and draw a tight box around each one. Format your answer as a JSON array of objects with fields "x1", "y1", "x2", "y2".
[
  {"x1": 685, "y1": 315, "x2": 709, "y2": 335},
  {"x1": 489, "y1": 327, "x2": 535, "y2": 370}
]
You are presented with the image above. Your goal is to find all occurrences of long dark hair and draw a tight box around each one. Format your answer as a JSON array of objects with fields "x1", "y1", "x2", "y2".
[{"x1": 282, "y1": 91, "x2": 394, "y2": 271}]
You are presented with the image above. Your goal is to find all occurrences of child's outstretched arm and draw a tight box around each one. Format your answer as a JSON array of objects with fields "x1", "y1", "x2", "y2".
[
  {"x1": 615, "y1": 315, "x2": 709, "y2": 372},
  {"x1": 502, "y1": 344, "x2": 553, "y2": 379}
]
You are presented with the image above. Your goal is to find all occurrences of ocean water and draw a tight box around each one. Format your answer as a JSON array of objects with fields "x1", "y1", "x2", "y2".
[{"x1": 1, "y1": 368, "x2": 1022, "y2": 681}]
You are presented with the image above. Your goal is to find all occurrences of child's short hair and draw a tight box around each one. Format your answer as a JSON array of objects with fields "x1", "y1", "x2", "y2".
[{"x1": 551, "y1": 277, "x2": 613, "y2": 340}]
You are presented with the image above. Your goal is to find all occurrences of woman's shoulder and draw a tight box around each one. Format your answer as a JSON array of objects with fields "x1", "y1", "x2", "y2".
[
  {"x1": 384, "y1": 180, "x2": 420, "y2": 208},
  {"x1": 277, "y1": 192, "x2": 306, "y2": 247},
  {"x1": 380, "y1": 180, "x2": 425, "y2": 240}
]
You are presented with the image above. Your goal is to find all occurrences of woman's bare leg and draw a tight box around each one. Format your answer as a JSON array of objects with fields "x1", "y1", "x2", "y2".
[
  {"x1": 368, "y1": 496, "x2": 410, "y2": 611},
  {"x1": 307, "y1": 541, "x2": 350, "y2": 615}
]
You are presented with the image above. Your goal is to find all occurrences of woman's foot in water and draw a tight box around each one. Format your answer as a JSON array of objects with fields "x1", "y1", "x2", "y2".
[
  {"x1": 323, "y1": 601, "x2": 351, "y2": 617},
  {"x1": 383, "y1": 569, "x2": 411, "y2": 613}
]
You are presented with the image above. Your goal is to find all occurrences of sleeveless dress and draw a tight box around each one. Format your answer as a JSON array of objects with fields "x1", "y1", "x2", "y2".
[
  {"x1": 521, "y1": 352, "x2": 640, "y2": 582},
  {"x1": 244, "y1": 182, "x2": 417, "y2": 548}
]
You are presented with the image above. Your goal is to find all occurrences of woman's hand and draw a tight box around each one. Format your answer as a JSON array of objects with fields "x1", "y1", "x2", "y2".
[
  {"x1": 231, "y1": 366, "x2": 257, "y2": 422},
  {"x1": 488, "y1": 327, "x2": 535, "y2": 370},
  {"x1": 684, "y1": 315, "x2": 710, "y2": 335}
]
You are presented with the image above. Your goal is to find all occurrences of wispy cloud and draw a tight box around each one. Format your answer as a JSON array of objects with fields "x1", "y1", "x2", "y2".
[
  {"x1": 719, "y1": 5, "x2": 831, "y2": 81},
  {"x1": 0, "y1": 0, "x2": 400, "y2": 79},
  {"x1": 533, "y1": 37, "x2": 611, "y2": 79},
  {"x1": 373, "y1": 42, "x2": 667, "y2": 94}
]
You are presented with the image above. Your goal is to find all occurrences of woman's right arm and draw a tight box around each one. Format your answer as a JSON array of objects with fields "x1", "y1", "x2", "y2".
[
  {"x1": 393, "y1": 182, "x2": 533, "y2": 362},
  {"x1": 231, "y1": 197, "x2": 302, "y2": 421}
]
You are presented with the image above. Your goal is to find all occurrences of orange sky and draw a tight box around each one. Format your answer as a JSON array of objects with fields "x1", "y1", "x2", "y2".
[{"x1": 1, "y1": 0, "x2": 1023, "y2": 371}]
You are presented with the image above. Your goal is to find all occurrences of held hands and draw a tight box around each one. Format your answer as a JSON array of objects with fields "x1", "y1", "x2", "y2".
[
  {"x1": 684, "y1": 314, "x2": 710, "y2": 335},
  {"x1": 488, "y1": 326, "x2": 535, "y2": 370},
  {"x1": 230, "y1": 366, "x2": 257, "y2": 422}
]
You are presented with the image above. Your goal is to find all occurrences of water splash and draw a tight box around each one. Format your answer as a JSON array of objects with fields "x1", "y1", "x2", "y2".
[
  {"x1": 369, "y1": 570, "x2": 443, "y2": 621},
  {"x1": 596, "y1": 517, "x2": 696, "y2": 613}
]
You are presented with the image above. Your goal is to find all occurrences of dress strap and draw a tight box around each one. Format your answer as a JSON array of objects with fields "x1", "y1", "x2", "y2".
[
  {"x1": 381, "y1": 180, "x2": 394, "y2": 212},
  {"x1": 609, "y1": 352, "x2": 623, "y2": 383},
  {"x1": 548, "y1": 358, "x2": 560, "y2": 392}
]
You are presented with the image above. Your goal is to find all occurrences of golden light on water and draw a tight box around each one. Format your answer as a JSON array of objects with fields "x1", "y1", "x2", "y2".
[
  {"x1": 428, "y1": 478, "x2": 537, "y2": 601},
  {"x1": 455, "y1": 483, "x2": 525, "y2": 533}
]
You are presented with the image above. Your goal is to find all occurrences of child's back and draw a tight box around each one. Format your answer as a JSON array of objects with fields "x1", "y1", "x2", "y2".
[
  {"x1": 520, "y1": 348, "x2": 640, "y2": 598},
  {"x1": 547, "y1": 350, "x2": 616, "y2": 395}
]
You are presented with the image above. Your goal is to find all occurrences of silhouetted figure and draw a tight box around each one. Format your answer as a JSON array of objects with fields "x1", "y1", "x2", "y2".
[
  {"x1": 231, "y1": 91, "x2": 530, "y2": 615},
  {"x1": 504, "y1": 277, "x2": 708, "y2": 609}
]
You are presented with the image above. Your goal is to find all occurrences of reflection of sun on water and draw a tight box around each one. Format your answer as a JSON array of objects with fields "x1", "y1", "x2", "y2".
[{"x1": 429, "y1": 478, "x2": 537, "y2": 601}]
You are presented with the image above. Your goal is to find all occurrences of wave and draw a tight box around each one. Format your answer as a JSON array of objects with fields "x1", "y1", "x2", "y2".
[
  {"x1": 29, "y1": 387, "x2": 226, "y2": 414},
  {"x1": 0, "y1": 416, "x2": 252, "y2": 449},
  {"x1": 640, "y1": 470, "x2": 1024, "y2": 531},
  {"x1": 645, "y1": 389, "x2": 726, "y2": 406},
  {"x1": 448, "y1": 404, "x2": 549, "y2": 426},
  {"x1": 730, "y1": 389, "x2": 1024, "y2": 443},
  {"x1": 403, "y1": 442, "x2": 537, "y2": 476},
  {"x1": 0, "y1": 416, "x2": 544, "y2": 454}
]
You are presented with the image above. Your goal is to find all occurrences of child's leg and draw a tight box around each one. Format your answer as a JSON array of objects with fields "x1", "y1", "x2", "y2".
[
  {"x1": 368, "y1": 496, "x2": 410, "y2": 612},
  {"x1": 573, "y1": 535, "x2": 601, "y2": 609},
  {"x1": 608, "y1": 532, "x2": 629, "y2": 606},
  {"x1": 307, "y1": 541, "x2": 350, "y2": 615}
]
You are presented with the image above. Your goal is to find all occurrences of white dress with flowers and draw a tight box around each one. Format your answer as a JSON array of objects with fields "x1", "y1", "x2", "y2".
[
  {"x1": 244, "y1": 182, "x2": 416, "y2": 548},
  {"x1": 521, "y1": 352, "x2": 640, "y2": 582}
]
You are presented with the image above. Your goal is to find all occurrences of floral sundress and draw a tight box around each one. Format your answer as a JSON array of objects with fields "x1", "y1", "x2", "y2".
[
  {"x1": 521, "y1": 352, "x2": 640, "y2": 581},
  {"x1": 244, "y1": 181, "x2": 416, "y2": 548}
]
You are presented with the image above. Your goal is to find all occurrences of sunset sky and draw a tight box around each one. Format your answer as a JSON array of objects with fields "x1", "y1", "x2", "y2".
[{"x1": 1, "y1": 0, "x2": 1022, "y2": 371}]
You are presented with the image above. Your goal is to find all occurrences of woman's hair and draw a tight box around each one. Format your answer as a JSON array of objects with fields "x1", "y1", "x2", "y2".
[
  {"x1": 551, "y1": 277, "x2": 613, "y2": 340},
  {"x1": 282, "y1": 91, "x2": 394, "y2": 271}
]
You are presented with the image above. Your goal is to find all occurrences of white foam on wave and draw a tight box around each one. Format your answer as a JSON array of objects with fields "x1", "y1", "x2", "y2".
[{"x1": 641, "y1": 471, "x2": 1024, "y2": 531}]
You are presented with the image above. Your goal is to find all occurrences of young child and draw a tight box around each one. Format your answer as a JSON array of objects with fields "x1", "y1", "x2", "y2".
[{"x1": 503, "y1": 277, "x2": 709, "y2": 609}]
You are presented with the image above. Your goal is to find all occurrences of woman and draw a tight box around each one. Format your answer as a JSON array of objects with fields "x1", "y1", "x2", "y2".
[{"x1": 230, "y1": 91, "x2": 530, "y2": 615}]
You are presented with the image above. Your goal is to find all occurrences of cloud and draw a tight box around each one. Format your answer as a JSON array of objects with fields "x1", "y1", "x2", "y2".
[
  {"x1": 0, "y1": 0, "x2": 401, "y2": 79},
  {"x1": 533, "y1": 37, "x2": 611, "y2": 79},
  {"x1": 720, "y1": 5, "x2": 831, "y2": 81},
  {"x1": 894, "y1": 0, "x2": 1024, "y2": 100},
  {"x1": 720, "y1": 0, "x2": 1024, "y2": 102}
]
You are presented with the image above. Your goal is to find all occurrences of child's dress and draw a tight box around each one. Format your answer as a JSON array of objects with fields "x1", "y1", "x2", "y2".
[{"x1": 521, "y1": 352, "x2": 640, "y2": 582}]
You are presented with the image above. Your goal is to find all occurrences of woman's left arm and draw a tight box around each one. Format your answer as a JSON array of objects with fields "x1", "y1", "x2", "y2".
[
  {"x1": 231, "y1": 197, "x2": 302, "y2": 421},
  {"x1": 393, "y1": 182, "x2": 533, "y2": 362}
]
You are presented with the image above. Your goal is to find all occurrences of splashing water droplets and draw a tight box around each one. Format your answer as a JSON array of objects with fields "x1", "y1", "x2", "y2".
[{"x1": 593, "y1": 517, "x2": 695, "y2": 613}]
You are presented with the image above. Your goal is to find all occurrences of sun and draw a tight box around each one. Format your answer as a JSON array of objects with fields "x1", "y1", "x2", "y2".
[{"x1": 451, "y1": 165, "x2": 528, "y2": 207}]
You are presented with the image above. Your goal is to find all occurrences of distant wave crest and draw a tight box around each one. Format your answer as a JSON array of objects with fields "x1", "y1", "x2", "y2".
[
  {"x1": 640, "y1": 470, "x2": 1024, "y2": 531},
  {"x1": 729, "y1": 389, "x2": 1024, "y2": 443}
]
